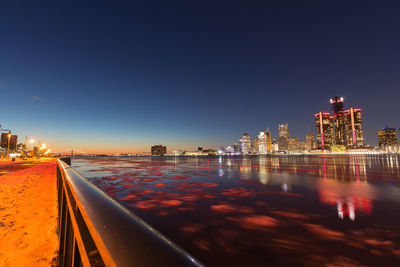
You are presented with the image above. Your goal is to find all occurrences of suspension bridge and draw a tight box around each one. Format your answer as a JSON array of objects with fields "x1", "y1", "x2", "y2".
[{"x1": 53, "y1": 148, "x2": 88, "y2": 157}]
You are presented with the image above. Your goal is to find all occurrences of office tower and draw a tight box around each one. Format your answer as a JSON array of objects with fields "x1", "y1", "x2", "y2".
[
  {"x1": 288, "y1": 138, "x2": 306, "y2": 152},
  {"x1": 239, "y1": 133, "x2": 252, "y2": 154},
  {"x1": 344, "y1": 107, "x2": 364, "y2": 148},
  {"x1": 314, "y1": 112, "x2": 334, "y2": 150},
  {"x1": 258, "y1": 131, "x2": 268, "y2": 154},
  {"x1": 1, "y1": 133, "x2": 17, "y2": 152},
  {"x1": 278, "y1": 123, "x2": 289, "y2": 150},
  {"x1": 377, "y1": 127, "x2": 397, "y2": 147},
  {"x1": 266, "y1": 129, "x2": 272, "y2": 152},
  {"x1": 306, "y1": 132, "x2": 315, "y2": 151},
  {"x1": 330, "y1": 96, "x2": 346, "y2": 145},
  {"x1": 151, "y1": 145, "x2": 167, "y2": 156},
  {"x1": 253, "y1": 137, "x2": 260, "y2": 154}
]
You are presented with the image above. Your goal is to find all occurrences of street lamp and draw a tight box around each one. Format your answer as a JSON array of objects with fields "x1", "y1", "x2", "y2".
[{"x1": 23, "y1": 137, "x2": 35, "y2": 158}]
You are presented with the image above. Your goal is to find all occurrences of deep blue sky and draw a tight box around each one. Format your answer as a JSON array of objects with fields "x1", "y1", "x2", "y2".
[{"x1": 1, "y1": 0, "x2": 399, "y2": 153}]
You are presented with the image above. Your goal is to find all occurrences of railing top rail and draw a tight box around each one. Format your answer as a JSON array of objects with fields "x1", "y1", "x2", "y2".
[{"x1": 57, "y1": 159, "x2": 203, "y2": 267}]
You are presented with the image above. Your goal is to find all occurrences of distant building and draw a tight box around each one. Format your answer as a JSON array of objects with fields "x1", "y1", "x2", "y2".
[
  {"x1": 278, "y1": 123, "x2": 289, "y2": 150},
  {"x1": 330, "y1": 96, "x2": 346, "y2": 146},
  {"x1": 233, "y1": 143, "x2": 241, "y2": 153},
  {"x1": 266, "y1": 130, "x2": 272, "y2": 152},
  {"x1": 258, "y1": 131, "x2": 268, "y2": 154},
  {"x1": 306, "y1": 132, "x2": 315, "y2": 151},
  {"x1": 225, "y1": 146, "x2": 234, "y2": 154},
  {"x1": 315, "y1": 112, "x2": 334, "y2": 150},
  {"x1": 377, "y1": 127, "x2": 397, "y2": 147},
  {"x1": 344, "y1": 107, "x2": 364, "y2": 148},
  {"x1": 151, "y1": 145, "x2": 167, "y2": 156},
  {"x1": 0, "y1": 133, "x2": 17, "y2": 152},
  {"x1": 239, "y1": 133, "x2": 252, "y2": 154},
  {"x1": 198, "y1": 147, "x2": 203, "y2": 152},
  {"x1": 253, "y1": 137, "x2": 259, "y2": 154},
  {"x1": 288, "y1": 138, "x2": 306, "y2": 152},
  {"x1": 270, "y1": 139, "x2": 279, "y2": 151}
]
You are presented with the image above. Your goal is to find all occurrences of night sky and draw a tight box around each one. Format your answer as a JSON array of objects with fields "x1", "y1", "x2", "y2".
[{"x1": 1, "y1": 1, "x2": 400, "y2": 153}]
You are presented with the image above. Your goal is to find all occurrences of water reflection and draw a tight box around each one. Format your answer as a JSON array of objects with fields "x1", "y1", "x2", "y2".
[{"x1": 73, "y1": 155, "x2": 400, "y2": 266}]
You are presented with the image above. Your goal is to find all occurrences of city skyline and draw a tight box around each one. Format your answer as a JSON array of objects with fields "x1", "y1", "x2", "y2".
[
  {"x1": 1, "y1": 1, "x2": 400, "y2": 153},
  {"x1": 2, "y1": 96, "x2": 400, "y2": 154}
]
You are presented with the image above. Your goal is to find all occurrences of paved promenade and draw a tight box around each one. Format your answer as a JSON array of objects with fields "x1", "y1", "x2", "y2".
[{"x1": 0, "y1": 159, "x2": 58, "y2": 266}]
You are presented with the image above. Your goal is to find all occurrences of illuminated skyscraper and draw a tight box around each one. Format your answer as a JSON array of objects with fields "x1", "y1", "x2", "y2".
[
  {"x1": 344, "y1": 107, "x2": 364, "y2": 148},
  {"x1": 266, "y1": 129, "x2": 272, "y2": 152},
  {"x1": 239, "y1": 133, "x2": 252, "y2": 154},
  {"x1": 330, "y1": 96, "x2": 346, "y2": 145},
  {"x1": 278, "y1": 123, "x2": 289, "y2": 150},
  {"x1": 306, "y1": 132, "x2": 315, "y2": 151},
  {"x1": 377, "y1": 127, "x2": 397, "y2": 147},
  {"x1": 253, "y1": 137, "x2": 259, "y2": 154},
  {"x1": 258, "y1": 131, "x2": 268, "y2": 154},
  {"x1": 314, "y1": 112, "x2": 334, "y2": 150}
]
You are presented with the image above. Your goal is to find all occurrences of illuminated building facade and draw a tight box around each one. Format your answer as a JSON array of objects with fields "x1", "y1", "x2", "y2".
[
  {"x1": 330, "y1": 96, "x2": 346, "y2": 145},
  {"x1": 377, "y1": 127, "x2": 397, "y2": 147},
  {"x1": 151, "y1": 145, "x2": 167, "y2": 156},
  {"x1": 314, "y1": 112, "x2": 334, "y2": 150},
  {"x1": 266, "y1": 130, "x2": 272, "y2": 152},
  {"x1": 253, "y1": 137, "x2": 259, "y2": 154},
  {"x1": 306, "y1": 132, "x2": 315, "y2": 151},
  {"x1": 278, "y1": 123, "x2": 289, "y2": 150},
  {"x1": 258, "y1": 131, "x2": 268, "y2": 154},
  {"x1": 0, "y1": 133, "x2": 18, "y2": 152},
  {"x1": 239, "y1": 133, "x2": 252, "y2": 154},
  {"x1": 344, "y1": 107, "x2": 364, "y2": 148},
  {"x1": 288, "y1": 138, "x2": 306, "y2": 152}
]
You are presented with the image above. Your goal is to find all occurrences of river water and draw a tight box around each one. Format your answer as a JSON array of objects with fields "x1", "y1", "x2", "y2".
[{"x1": 72, "y1": 155, "x2": 400, "y2": 266}]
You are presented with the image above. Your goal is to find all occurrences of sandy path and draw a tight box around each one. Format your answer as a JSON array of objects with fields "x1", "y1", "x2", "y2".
[{"x1": 0, "y1": 160, "x2": 58, "y2": 267}]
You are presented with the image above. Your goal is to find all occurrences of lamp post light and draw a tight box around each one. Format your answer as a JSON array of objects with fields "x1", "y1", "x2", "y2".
[{"x1": 23, "y1": 136, "x2": 36, "y2": 158}]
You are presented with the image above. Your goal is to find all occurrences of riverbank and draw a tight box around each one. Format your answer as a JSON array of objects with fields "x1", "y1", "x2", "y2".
[{"x1": 0, "y1": 159, "x2": 58, "y2": 266}]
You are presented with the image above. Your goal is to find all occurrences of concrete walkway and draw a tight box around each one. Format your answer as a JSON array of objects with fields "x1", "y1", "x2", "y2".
[{"x1": 0, "y1": 159, "x2": 58, "y2": 266}]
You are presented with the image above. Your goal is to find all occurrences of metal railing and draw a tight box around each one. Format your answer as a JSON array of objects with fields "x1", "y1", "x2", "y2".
[{"x1": 56, "y1": 159, "x2": 202, "y2": 267}]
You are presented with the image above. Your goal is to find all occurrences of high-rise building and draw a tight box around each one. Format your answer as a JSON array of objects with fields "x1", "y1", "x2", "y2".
[
  {"x1": 306, "y1": 132, "x2": 315, "y2": 151},
  {"x1": 266, "y1": 129, "x2": 272, "y2": 152},
  {"x1": 239, "y1": 133, "x2": 252, "y2": 154},
  {"x1": 377, "y1": 127, "x2": 397, "y2": 147},
  {"x1": 330, "y1": 96, "x2": 346, "y2": 146},
  {"x1": 278, "y1": 123, "x2": 289, "y2": 150},
  {"x1": 314, "y1": 112, "x2": 334, "y2": 150},
  {"x1": 1, "y1": 133, "x2": 17, "y2": 152},
  {"x1": 253, "y1": 137, "x2": 259, "y2": 154},
  {"x1": 151, "y1": 145, "x2": 167, "y2": 156},
  {"x1": 344, "y1": 107, "x2": 364, "y2": 148},
  {"x1": 258, "y1": 131, "x2": 268, "y2": 154}
]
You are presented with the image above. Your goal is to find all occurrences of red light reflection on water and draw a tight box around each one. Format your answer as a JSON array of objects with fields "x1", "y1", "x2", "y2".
[{"x1": 76, "y1": 156, "x2": 400, "y2": 266}]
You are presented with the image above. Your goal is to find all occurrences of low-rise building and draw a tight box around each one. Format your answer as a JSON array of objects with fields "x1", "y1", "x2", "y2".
[{"x1": 151, "y1": 145, "x2": 167, "y2": 156}]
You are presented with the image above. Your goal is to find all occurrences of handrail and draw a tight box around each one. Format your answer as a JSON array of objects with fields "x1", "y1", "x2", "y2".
[{"x1": 57, "y1": 159, "x2": 203, "y2": 266}]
